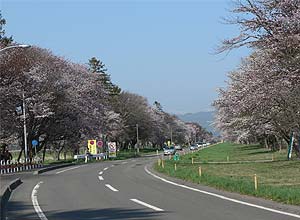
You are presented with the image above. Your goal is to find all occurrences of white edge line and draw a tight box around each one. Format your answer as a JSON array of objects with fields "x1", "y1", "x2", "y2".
[
  {"x1": 105, "y1": 184, "x2": 119, "y2": 192},
  {"x1": 98, "y1": 176, "x2": 104, "y2": 181},
  {"x1": 144, "y1": 166, "x2": 300, "y2": 219},
  {"x1": 31, "y1": 181, "x2": 48, "y2": 220},
  {"x1": 99, "y1": 171, "x2": 103, "y2": 175},
  {"x1": 56, "y1": 166, "x2": 81, "y2": 174},
  {"x1": 131, "y1": 198, "x2": 164, "y2": 212}
]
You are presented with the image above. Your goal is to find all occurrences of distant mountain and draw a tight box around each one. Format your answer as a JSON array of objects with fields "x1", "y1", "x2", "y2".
[{"x1": 177, "y1": 111, "x2": 219, "y2": 136}]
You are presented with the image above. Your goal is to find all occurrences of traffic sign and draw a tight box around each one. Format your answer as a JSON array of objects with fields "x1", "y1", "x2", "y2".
[
  {"x1": 32, "y1": 140, "x2": 38, "y2": 146},
  {"x1": 108, "y1": 142, "x2": 117, "y2": 158},
  {"x1": 88, "y1": 140, "x2": 97, "y2": 154},
  {"x1": 97, "y1": 140, "x2": 103, "y2": 148}
]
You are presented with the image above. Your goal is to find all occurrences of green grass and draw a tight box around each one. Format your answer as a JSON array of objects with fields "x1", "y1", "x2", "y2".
[{"x1": 155, "y1": 143, "x2": 300, "y2": 205}]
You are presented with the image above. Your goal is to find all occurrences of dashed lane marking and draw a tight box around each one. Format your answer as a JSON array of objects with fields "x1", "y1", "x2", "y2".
[
  {"x1": 105, "y1": 184, "x2": 119, "y2": 192},
  {"x1": 130, "y1": 199, "x2": 164, "y2": 212}
]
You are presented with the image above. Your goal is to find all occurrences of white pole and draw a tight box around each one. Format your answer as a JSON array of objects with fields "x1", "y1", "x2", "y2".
[
  {"x1": 136, "y1": 124, "x2": 139, "y2": 153},
  {"x1": 23, "y1": 90, "x2": 28, "y2": 160}
]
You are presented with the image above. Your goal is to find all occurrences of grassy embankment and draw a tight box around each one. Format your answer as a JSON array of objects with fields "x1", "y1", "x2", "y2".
[{"x1": 155, "y1": 142, "x2": 300, "y2": 205}]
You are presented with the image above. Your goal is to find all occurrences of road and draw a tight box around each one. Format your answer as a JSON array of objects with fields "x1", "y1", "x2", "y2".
[{"x1": 2, "y1": 157, "x2": 300, "y2": 220}]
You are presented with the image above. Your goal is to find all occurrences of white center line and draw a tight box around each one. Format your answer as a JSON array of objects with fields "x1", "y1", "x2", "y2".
[
  {"x1": 105, "y1": 184, "x2": 119, "y2": 192},
  {"x1": 130, "y1": 199, "x2": 164, "y2": 212},
  {"x1": 32, "y1": 181, "x2": 48, "y2": 220},
  {"x1": 99, "y1": 171, "x2": 103, "y2": 175},
  {"x1": 144, "y1": 166, "x2": 300, "y2": 219},
  {"x1": 122, "y1": 161, "x2": 128, "y2": 164},
  {"x1": 103, "y1": 167, "x2": 109, "y2": 171},
  {"x1": 98, "y1": 176, "x2": 104, "y2": 181},
  {"x1": 56, "y1": 166, "x2": 81, "y2": 174}
]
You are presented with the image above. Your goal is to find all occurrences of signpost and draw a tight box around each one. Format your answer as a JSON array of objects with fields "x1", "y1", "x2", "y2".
[
  {"x1": 88, "y1": 140, "x2": 97, "y2": 154},
  {"x1": 32, "y1": 139, "x2": 38, "y2": 156},
  {"x1": 108, "y1": 142, "x2": 117, "y2": 158}
]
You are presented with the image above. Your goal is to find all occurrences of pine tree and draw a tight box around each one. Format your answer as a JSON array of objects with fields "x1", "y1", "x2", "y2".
[
  {"x1": 87, "y1": 57, "x2": 121, "y2": 96},
  {"x1": 0, "y1": 12, "x2": 13, "y2": 46}
]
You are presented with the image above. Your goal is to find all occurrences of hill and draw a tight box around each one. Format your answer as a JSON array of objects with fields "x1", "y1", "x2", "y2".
[{"x1": 177, "y1": 111, "x2": 218, "y2": 135}]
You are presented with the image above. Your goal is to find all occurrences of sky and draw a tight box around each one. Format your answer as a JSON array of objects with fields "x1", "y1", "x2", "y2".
[{"x1": 1, "y1": 0, "x2": 250, "y2": 114}]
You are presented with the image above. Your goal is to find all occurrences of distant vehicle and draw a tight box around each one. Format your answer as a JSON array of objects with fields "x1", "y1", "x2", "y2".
[
  {"x1": 175, "y1": 145, "x2": 183, "y2": 151},
  {"x1": 163, "y1": 146, "x2": 176, "y2": 155},
  {"x1": 189, "y1": 145, "x2": 197, "y2": 151},
  {"x1": 196, "y1": 142, "x2": 204, "y2": 148}
]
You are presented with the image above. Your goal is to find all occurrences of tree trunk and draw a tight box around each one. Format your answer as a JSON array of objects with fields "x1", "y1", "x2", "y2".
[
  {"x1": 42, "y1": 146, "x2": 47, "y2": 162},
  {"x1": 17, "y1": 148, "x2": 24, "y2": 162},
  {"x1": 264, "y1": 138, "x2": 269, "y2": 149}
]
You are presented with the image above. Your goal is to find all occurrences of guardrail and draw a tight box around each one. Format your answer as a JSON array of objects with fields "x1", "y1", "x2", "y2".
[
  {"x1": 74, "y1": 153, "x2": 108, "y2": 160},
  {"x1": 0, "y1": 178, "x2": 23, "y2": 220},
  {"x1": 0, "y1": 159, "x2": 43, "y2": 174}
]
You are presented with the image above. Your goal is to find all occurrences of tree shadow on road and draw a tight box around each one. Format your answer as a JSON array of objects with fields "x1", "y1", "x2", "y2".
[
  {"x1": 8, "y1": 200, "x2": 39, "y2": 220},
  {"x1": 7, "y1": 201, "x2": 166, "y2": 220}
]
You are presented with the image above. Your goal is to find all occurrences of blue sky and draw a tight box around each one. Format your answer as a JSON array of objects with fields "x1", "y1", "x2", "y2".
[{"x1": 1, "y1": 0, "x2": 249, "y2": 114}]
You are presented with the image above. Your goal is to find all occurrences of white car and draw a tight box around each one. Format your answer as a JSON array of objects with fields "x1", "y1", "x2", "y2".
[
  {"x1": 189, "y1": 145, "x2": 197, "y2": 151},
  {"x1": 163, "y1": 147, "x2": 176, "y2": 155},
  {"x1": 175, "y1": 145, "x2": 183, "y2": 151}
]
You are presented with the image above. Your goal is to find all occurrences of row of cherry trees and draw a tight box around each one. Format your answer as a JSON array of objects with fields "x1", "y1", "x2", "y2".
[
  {"x1": 0, "y1": 14, "x2": 213, "y2": 161},
  {"x1": 213, "y1": 0, "x2": 300, "y2": 157}
]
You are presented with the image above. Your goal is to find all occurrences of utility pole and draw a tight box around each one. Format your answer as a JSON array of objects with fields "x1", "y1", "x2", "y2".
[
  {"x1": 136, "y1": 124, "x2": 139, "y2": 153},
  {"x1": 23, "y1": 90, "x2": 28, "y2": 160},
  {"x1": 170, "y1": 127, "x2": 173, "y2": 145}
]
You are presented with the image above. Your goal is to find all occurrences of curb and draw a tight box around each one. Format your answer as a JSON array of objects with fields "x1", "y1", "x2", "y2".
[
  {"x1": 33, "y1": 163, "x2": 76, "y2": 175},
  {"x1": 0, "y1": 178, "x2": 22, "y2": 220}
]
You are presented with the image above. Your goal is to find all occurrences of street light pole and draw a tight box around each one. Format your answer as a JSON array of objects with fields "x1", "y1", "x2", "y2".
[
  {"x1": 136, "y1": 124, "x2": 139, "y2": 153},
  {"x1": 22, "y1": 90, "x2": 28, "y2": 160},
  {"x1": 0, "y1": 44, "x2": 30, "y2": 52},
  {"x1": 170, "y1": 127, "x2": 173, "y2": 145}
]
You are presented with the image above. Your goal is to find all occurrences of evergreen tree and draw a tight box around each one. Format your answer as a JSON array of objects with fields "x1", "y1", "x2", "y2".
[
  {"x1": 87, "y1": 57, "x2": 121, "y2": 96},
  {"x1": 0, "y1": 12, "x2": 13, "y2": 46}
]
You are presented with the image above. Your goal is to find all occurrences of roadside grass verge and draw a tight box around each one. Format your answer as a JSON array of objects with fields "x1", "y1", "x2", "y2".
[{"x1": 155, "y1": 143, "x2": 300, "y2": 205}]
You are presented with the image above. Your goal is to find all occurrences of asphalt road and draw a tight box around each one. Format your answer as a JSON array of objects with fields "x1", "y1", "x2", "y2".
[{"x1": 3, "y1": 157, "x2": 300, "y2": 220}]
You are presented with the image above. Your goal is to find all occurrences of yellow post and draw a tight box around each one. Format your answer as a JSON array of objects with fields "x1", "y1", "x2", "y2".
[
  {"x1": 156, "y1": 150, "x2": 159, "y2": 156},
  {"x1": 227, "y1": 156, "x2": 229, "y2": 162},
  {"x1": 174, "y1": 163, "x2": 177, "y2": 171},
  {"x1": 254, "y1": 174, "x2": 258, "y2": 191},
  {"x1": 169, "y1": 155, "x2": 171, "y2": 160},
  {"x1": 158, "y1": 158, "x2": 161, "y2": 166},
  {"x1": 162, "y1": 160, "x2": 165, "y2": 169},
  {"x1": 192, "y1": 157, "x2": 194, "y2": 164},
  {"x1": 198, "y1": 166, "x2": 202, "y2": 177}
]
